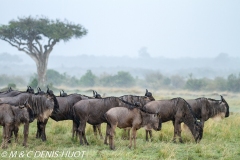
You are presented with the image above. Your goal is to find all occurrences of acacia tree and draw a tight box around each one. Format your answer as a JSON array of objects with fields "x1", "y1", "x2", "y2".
[{"x1": 0, "y1": 16, "x2": 87, "y2": 87}]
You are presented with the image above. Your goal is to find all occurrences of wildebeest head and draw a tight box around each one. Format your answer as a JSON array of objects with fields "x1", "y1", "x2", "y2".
[
  {"x1": 183, "y1": 99, "x2": 203, "y2": 143},
  {"x1": 93, "y1": 90, "x2": 102, "y2": 99},
  {"x1": 193, "y1": 121, "x2": 203, "y2": 143},
  {"x1": 35, "y1": 87, "x2": 45, "y2": 95},
  {"x1": 26, "y1": 86, "x2": 35, "y2": 94},
  {"x1": 150, "y1": 113, "x2": 162, "y2": 131},
  {"x1": 145, "y1": 89, "x2": 155, "y2": 101},
  {"x1": 47, "y1": 87, "x2": 59, "y2": 113},
  {"x1": 60, "y1": 90, "x2": 68, "y2": 97},
  {"x1": 220, "y1": 95, "x2": 230, "y2": 117}
]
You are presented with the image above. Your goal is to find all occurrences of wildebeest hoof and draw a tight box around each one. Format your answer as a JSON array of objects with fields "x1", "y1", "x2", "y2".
[
  {"x1": 110, "y1": 146, "x2": 115, "y2": 150},
  {"x1": 23, "y1": 144, "x2": 28, "y2": 148}
]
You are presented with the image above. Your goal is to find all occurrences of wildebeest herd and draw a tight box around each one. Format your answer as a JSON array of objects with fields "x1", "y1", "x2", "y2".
[{"x1": 0, "y1": 87, "x2": 229, "y2": 149}]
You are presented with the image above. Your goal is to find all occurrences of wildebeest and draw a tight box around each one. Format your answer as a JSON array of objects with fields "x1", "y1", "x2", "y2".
[
  {"x1": 186, "y1": 95, "x2": 230, "y2": 128},
  {"x1": 72, "y1": 90, "x2": 103, "y2": 139},
  {"x1": 73, "y1": 95, "x2": 151, "y2": 145},
  {"x1": 141, "y1": 97, "x2": 203, "y2": 143},
  {"x1": 0, "y1": 102, "x2": 31, "y2": 149},
  {"x1": 0, "y1": 89, "x2": 59, "y2": 141},
  {"x1": 35, "y1": 90, "x2": 103, "y2": 141},
  {"x1": 121, "y1": 89, "x2": 156, "y2": 141},
  {"x1": 104, "y1": 103, "x2": 161, "y2": 150}
]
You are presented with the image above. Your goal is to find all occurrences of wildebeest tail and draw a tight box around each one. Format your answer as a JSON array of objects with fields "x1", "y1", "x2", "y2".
[{"x1": 103, "y1": 113, "x2": 111, "y2": 127}]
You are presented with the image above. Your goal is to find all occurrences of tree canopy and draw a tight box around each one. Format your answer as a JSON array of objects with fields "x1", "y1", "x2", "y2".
[{"x1": 0, "y1": 16, "x2": 87, "y2": 86}]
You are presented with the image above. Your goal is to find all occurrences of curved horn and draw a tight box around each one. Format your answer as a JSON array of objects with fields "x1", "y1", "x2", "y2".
[{"x1": 220, "y1": 95, "x2": 224, "y2": 101}]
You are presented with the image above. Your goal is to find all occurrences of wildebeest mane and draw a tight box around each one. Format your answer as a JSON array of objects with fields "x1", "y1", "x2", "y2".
[
  {"x1": 118, "y1": 98, "x2": 140, "y2": 109},
  {"x1": 28, "y1": 95, "x2": 52, "y2": 115}
]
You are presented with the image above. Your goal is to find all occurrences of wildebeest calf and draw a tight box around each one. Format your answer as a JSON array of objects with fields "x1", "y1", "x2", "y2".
[
  {"x1": 104, "y1": 106, "x2": 161, "y2": 150},
  {"x1": 0, "y1": 103, "x2": 31, "y2": 149}
]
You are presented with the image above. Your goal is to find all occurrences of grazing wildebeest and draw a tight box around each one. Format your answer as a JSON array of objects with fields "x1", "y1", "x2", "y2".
[
  {"x1": 141, "y1": 97, "x2": 203, "y2": 143},
  {"x1": 186, "y1": 95, "x2": 229, "y2": 128},
  {"x1": 0, "y1": 89, "x2": 59, "y2": 141},
  {"x1": 73, "y1": 95, "x2": 151, "y2": 145},
  {"x1": 0, "y1": 102, "x2": 32, "y2": 149},
  {"x1": 104, "y1": 104, "x2": 161, "y2": 150}
]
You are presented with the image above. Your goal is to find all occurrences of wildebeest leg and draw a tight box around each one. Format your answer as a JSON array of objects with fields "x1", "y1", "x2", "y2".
[
  {"x1": 149, "y1": 130, "x2": 153, "y2": 141},
  {"x1": 36, "y1": 120, "x2": 42, "y2": 139},
  {"x1": 2, "y1": 124, "x2": 11, "y2": 149},
  {"x1": 174, "y1": 120, "x2": 182, "y2": 143},
  {"x1": 172, "y1": 120, "x2": 177, "y2": 143},
  {"x1": 97, "y1": 124, "x2": 103, "y2": 139},
  {"x1": 109, "y1": 124, "x2": 116, "y2": 150},
  {"x1": 72, "y1": 121, "x2": 78, "y2": 139},
  {"x1": 39, "y1": 119, "x2": 48, "y2": 141},
  {"x1": 104, "y1": 124, "x2": 110, "y2": 145},
  {"x1": 129, "y1": 128, "x2": 137, "y2": 149},
  {"x1": 177, "y1": 122, "x2": 183, "y2": 143},
  {"x1": 145, "y1": 130, "x2": 148, "y2": 141},
  {"x1": 14, "y1": 125, "x2": 19, "y2": 143},
  {"x1": 93, "y1": 125, "x2": 97, "y2": 137},
  {"x1": 78, "y1": 119, "x2": 88, "y2": 145},
  {"x1": 23, "y1": 122, "x2": 29, "y2": 147}
]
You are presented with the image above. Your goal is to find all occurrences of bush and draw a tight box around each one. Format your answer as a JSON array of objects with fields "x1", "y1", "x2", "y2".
[{"x1": 79, "y1": 70, "x2": 97, "y2": 87}]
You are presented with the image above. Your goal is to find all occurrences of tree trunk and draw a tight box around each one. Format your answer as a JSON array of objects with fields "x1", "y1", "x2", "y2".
[{"x1": 36, "y1": 56, "x2": 48, "y2": 88}]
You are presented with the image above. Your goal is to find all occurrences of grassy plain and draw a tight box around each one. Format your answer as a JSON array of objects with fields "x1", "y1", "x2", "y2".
[{"x1": 1, "y1": 87, "x2": 240, "y2": 160}]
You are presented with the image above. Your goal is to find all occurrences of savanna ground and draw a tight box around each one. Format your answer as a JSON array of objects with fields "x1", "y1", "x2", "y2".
[{"x1": 0, "y1": 87, "x2": 240, "y2": 160}]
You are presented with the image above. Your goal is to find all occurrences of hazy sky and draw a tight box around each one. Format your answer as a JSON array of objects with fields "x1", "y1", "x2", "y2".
[{"x1": 0, "y1": 0, "x2": 239, "y2": 58}]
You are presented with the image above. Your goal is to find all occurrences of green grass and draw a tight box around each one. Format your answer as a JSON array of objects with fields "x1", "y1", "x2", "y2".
[{"x1": 1, "y1": 88, "x2": 240, "y2": 159}]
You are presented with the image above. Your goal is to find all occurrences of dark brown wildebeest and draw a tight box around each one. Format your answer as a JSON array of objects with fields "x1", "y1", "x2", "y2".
[
  {"x1": 104, "y1": 104, "x2": 161, "y2": 150},
  {"x1": 141, "y1": 97, "x2": 203, "y2": 143},
  {"x1": 72, "y1": 90, "x2": 103, "y2": 139},
  {"x1": 35, "y1": 90, "x2": 103, "y2": 141},
  {"x1": 186, "y1": 95, "x2": 229, "y2": 128},
  {"x1": 0, "y1": 89, "x2": 59, "y2": 141},
  {"x1": 73, "y1": 95, "x2": 151, "y2": 145},
  {"x1": 0, "y1": 103, "x2": 30, "y2": 149}
]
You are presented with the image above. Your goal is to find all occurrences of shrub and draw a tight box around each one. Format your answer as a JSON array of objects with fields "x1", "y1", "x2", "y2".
[{"x1": 79, "y1": 70, "x2": 97, "y2": 87}]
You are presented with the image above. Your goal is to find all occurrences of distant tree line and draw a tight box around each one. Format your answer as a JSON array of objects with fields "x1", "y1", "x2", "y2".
[{"x1": 0, "y1": 69, "x2": 240, "y2": 92}]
